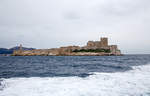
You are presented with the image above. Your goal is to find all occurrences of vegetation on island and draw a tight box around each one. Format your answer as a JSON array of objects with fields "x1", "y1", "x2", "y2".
[{"x1": 72, "y1": 49, "x2": 111, "y2": 53}]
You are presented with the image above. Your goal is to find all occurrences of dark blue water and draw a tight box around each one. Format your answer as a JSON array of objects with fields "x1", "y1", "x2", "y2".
[{"x1": 0, "y1": 55, "x2": 150, "y2": 78}]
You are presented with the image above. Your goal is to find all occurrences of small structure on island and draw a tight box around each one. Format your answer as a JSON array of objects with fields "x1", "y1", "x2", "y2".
[
  {"x1": 12, "y1": 37, "x2": 122, "y2": 56},
  {"x1": 12, "y1": 44, "x2": 23, "y2": 56},
  {"x1": 19, "y1": 44, "x2": 23, "y2": 51}
]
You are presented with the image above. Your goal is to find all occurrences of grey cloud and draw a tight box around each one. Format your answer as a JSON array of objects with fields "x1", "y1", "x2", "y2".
[
  {"x1": 0, "y1": 0, "x2": 150, "y2": 54},
  {"x1": 64, "y1": 12, "x2": 81, "y2": 20}
]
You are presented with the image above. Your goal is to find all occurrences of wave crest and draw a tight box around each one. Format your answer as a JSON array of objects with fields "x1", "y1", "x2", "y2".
[{"x1": 0, "y1": 64, "x2": 150, "y2": 96}]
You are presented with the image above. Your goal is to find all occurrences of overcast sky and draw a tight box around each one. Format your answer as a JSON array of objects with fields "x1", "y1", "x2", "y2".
[{"x1": 0, "y1": 0, "x2": 150, "y2": 54}]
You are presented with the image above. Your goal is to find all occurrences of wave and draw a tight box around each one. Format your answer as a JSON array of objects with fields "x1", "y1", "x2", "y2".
[{"x1": 0, "y1": 64, "x2": 150, "y2": 96}]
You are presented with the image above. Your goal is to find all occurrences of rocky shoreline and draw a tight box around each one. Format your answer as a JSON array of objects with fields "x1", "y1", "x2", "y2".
[{"x1": 12, "y1": 52, "x2": 123, "y2": 56}]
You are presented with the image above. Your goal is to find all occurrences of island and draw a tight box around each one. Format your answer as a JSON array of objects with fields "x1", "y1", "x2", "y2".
[{"x1": 12, "y1": 37, "x2": 122, "y2": 56}]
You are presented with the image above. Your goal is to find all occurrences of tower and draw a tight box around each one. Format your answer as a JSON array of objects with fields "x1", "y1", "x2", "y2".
[
  {"x1": 100, "y1": 37, "x2": 108, "y2": 47},
  {"x1": 19, "y1": 44, "x2": 23, "y2": 51}
]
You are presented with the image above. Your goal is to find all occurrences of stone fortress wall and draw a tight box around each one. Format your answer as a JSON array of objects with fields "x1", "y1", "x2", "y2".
[
  {"x1": 12, "y1": 37, "x2": 122, "y2": 56},
  {"x1": 82, "y1": 37, "x2": 121, "y2": 55}
]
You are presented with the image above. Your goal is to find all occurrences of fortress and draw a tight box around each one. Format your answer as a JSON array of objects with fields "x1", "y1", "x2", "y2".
[{"x1": 12, "y1": 37, "x2": 122, "y2": 56}]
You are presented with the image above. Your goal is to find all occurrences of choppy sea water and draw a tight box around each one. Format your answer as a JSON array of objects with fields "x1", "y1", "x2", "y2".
[{"x1": 0, "y1": 55, "x2": 150, "y2": 96}]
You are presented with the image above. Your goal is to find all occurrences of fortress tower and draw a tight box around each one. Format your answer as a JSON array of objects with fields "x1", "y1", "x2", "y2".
[
  {"x1": 19, "y1": 44, "x2": 23, "y2": 51},
  {"x1": 100, "y1": 37, "x2": 108, "y2": 47}
]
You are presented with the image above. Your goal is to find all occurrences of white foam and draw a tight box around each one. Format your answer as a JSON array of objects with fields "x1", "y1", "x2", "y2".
[{"x1": 0, "y1": 64, "x2": 150, "y2": 96}]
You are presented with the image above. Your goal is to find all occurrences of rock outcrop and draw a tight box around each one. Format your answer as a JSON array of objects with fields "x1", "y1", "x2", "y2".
[{"x1": 12, "y1": 37, "x2": 122, "y2": 56}]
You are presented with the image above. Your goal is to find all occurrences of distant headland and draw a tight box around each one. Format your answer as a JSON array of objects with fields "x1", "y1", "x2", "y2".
[
  {"x1": 0, "y1": 46, "x2": 35, "y2": 56},
  {"x1": 12, "y1": 37, "x2": 122, "y2": 56}
]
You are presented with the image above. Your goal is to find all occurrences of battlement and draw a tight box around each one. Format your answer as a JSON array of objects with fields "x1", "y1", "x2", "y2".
[{"x1": 86, "y1": 37, "x2": 108, "y2": 49}]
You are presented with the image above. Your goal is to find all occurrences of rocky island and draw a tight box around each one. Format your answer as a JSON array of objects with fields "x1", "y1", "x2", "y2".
[{"x1": 12, "y1": 37, "x2": 122, "y2": 56}]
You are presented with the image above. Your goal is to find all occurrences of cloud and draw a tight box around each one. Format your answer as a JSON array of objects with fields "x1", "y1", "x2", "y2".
[{"x1": 0, "y1": 0, "x2": 150, "y2": 54}]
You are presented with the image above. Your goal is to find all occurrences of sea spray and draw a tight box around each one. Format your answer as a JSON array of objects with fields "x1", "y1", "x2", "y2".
[{"x1": 0, "y1": 64, "x2": 150, "y2": 96}]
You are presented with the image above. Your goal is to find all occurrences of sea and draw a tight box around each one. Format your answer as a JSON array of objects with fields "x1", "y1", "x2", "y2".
[{"x1": 0, "y1": 55, "x2": 150, "y2": 96}]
